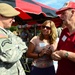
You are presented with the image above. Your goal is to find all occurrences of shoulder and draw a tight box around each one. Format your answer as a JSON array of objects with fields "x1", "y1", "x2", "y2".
[
  {"x1": 59, "y1": 28, "x2": 68, "y2": 39},
  {"x1": 62, "y1": 28, "x2": 68, "y2": 32},
  {"x1": 30, "y1": 36, "x2": 39, "y2": 45},
  {"x1": 0, "y1": 29, "x2": 8, "y2": 39},
  {"x1": 31, "y1": 36, "x2": 39, "y2": 40},
  {"x1": 61, "y1": 28, "x2": 68, "y2": 34}
]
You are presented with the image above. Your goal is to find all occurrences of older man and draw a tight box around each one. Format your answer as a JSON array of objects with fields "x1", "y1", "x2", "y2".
[
  {"x1": 0, "y1": 3, "x2": 27, "y2": 75},
  {"x1": 51, "y1": 1, "x2": 75, "y2": 75}
]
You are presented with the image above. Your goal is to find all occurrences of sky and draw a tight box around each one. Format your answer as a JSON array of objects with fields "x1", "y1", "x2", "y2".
[{"x1": 36, "y1": 0, "x2": 75, "y2": 9}]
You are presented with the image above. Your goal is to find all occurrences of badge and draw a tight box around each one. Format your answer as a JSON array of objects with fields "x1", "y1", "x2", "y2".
[
  {"x1": 39, "y1": 43, "x2": 46, "y2": 47},
  {"x1": 62, "y1": 35, "x2": 67, "y2": 42}
]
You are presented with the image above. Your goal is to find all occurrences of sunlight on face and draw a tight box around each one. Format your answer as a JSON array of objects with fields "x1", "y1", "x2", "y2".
[{"x1": 2, "y1": 17, "x2": 15, "y2": 28}]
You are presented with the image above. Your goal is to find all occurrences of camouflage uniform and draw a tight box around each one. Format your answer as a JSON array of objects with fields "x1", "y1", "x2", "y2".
[{"x1": 0, "y1": 27, "x2": 27, "y2": 75}]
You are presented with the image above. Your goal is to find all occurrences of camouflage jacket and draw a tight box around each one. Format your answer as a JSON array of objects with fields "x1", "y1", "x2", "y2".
[{"x1": 0, "y1": 27, "x2": 28, "y2": 75}]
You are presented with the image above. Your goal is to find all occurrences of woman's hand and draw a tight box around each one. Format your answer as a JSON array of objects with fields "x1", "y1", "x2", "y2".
[{"x1": 39, "y1": 49, "x2": 47, "y2": 57}]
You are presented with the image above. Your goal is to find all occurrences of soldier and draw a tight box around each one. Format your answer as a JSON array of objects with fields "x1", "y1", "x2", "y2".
[{"x1": 0, "y1": 3, "x2": 27, "y2": 75}]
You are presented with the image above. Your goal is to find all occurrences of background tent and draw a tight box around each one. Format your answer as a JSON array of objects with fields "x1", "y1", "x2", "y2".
[{"x1": 0, "y1": 0, "x2": 62, "y2": 27}]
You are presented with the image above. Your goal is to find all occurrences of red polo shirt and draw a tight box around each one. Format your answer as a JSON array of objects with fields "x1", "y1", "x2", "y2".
[{"x1": 56, "y1": 28, "x2": 75, "y2": 75}]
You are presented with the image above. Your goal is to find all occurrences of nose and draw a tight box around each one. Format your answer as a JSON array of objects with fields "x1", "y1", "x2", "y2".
[
  {"x1": 44, "y1": 27, "x2": 47, "y2": 29},
  {"x1": 43, "y1": 27, "x2": 48, "y2": 30},
  {"x1": 12, "y1": 19, "x2": 15, "y2": 22}
]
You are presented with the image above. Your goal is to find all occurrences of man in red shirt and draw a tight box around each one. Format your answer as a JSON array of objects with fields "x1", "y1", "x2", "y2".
[{"x1": 52, "y1": 1, "x2": 75, "y2": 75}]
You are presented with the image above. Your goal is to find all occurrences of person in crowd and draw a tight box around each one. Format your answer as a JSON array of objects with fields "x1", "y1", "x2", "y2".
[
  {"x1": 57, "y1": 21, "x2": 66, "y2": 37},
  {"x1": 51, "y1": 1, "x2": 75, "y2": 75},
  {"x1": 26, "y1": 20, "x2": 58, "y2": 75},
  {"x1": 0, "y1": 3, "x2": 27, "y2": 75},
  {"x1": 20, "y1": 28, "x2": 28, "y2": 42}
]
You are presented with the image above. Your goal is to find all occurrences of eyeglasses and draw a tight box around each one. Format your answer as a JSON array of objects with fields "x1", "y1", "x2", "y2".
[{"x1": 42, "y1": 26, "x2": 51, "y2": 30}]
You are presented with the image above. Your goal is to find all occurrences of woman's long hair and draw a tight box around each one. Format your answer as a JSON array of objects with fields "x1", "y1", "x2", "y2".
[{"x1": 39, "y1": 20, "x2": 58, "y2": 44}]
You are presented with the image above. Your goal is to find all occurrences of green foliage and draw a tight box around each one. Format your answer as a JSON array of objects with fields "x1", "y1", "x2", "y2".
[{"x1": 9, "y1": 26, "x2": 18, "y2": 32}]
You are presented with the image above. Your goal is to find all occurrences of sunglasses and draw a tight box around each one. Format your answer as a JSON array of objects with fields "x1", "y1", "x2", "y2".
[{"x1": 42, "y1": 26, "x2": 51, "y2": 30}]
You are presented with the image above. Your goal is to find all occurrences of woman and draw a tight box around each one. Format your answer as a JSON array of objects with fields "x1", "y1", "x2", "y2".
[{"x1": 26, "y1": 20, "x2": 58, "y2": 75}]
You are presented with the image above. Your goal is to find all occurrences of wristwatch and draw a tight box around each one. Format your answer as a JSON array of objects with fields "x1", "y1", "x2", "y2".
[{"x1": 65, "y1": 52, "x2": 69, "y2": 58}]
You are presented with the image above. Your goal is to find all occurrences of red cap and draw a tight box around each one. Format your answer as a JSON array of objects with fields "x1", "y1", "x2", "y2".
[{"x1": 56, "y1": 1, "x2": 75, "y2": 14}]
